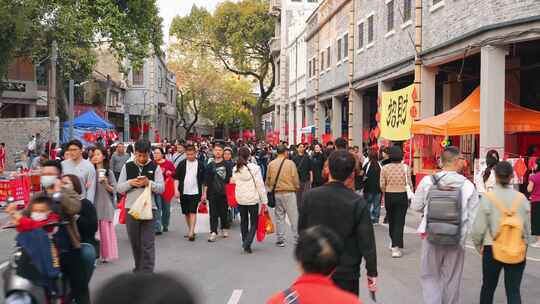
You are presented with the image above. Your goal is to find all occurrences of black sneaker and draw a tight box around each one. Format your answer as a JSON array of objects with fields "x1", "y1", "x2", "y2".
[
  {"x1": 276, "y1": 241, "x2": 285, "y2": 247},
  {"x1": 244, "y1": 246, "x2": 253, "y2": 254},
  {"x1": 163, "y1": 228, "x2": 169, "y2": 232}
]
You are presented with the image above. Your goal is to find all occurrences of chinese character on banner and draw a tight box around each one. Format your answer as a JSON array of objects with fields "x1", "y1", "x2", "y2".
[{"x1": 379, "y1": 84, "x2": 415, "y2": 141}]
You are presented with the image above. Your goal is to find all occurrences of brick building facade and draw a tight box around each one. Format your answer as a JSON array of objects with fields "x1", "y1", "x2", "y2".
[{"x1": 272, "y1": 0, "x2": 540, "y2": 158}]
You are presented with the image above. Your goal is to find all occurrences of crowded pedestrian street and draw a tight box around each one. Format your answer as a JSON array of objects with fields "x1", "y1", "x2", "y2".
[
  {"x1": 2, "y1": 203, "x2": 540, "y2": 303},
  {"x1": 4, "y1": 1, "x2": 540, "y2": 304}
]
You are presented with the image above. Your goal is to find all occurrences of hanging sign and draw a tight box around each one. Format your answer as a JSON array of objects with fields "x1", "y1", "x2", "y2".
[{"x1": 379, "y1": 84, "x2": 415, "y2": 141}]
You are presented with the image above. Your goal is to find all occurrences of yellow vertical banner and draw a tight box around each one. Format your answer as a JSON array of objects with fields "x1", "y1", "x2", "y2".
[{"x1": 379, "y1": 84, "x2": 415, "y2": 141}]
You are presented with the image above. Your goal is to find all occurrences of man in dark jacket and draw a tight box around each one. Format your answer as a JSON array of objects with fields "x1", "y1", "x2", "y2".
[
  {"x1": 174, "y1": 144, "x2": 205, "y2": 241},
  {"x1": 299, "y1": 150, "x2": 378, "y2": 297}
]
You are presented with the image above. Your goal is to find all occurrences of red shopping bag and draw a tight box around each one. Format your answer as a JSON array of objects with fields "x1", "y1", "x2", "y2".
[
  {"x1": 162, "y1": 176, "x2": 175, "y2": 203},
  {"x1": 117, "y1": 195, "x2": 127, "y2": 225},
  {"x1": 256, "y1": 205, "x2": 268, "y2": 242},
  {"x1": 225, "y1": 183, "x2": 238, "y2": 208},
  {"x1": 264, "y1": 209, "x2": 274, "y2": 234},
  {"x1": 198, "y1": 202, "x2": 208, "y2": 214}
]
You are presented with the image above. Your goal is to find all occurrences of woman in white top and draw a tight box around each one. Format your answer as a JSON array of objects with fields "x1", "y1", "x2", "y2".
[
  {"x1": 475, "y1": 150, "x2": 499, "y2": 194},
  {"x1": 231, "y1": 147, "x2": 268, "y2": 254}
]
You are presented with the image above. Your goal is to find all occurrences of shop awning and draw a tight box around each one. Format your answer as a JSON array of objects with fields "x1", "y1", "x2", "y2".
[{"x1": 411, "y1": 87, "x2": 540, "y2": 136}]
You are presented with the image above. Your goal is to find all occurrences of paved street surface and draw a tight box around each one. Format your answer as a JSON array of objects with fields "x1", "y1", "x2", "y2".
[{"x1": 1, "y1": 203, "x2": 540, "y2": 303}]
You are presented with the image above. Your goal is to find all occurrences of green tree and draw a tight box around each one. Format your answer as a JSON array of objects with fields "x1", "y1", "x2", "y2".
[
  {"x1": 169, "y1": 44, "x2": 252, "y2": 136},
  {"x1": 0, "y1": 0, "x2": 163, "y2": 119},
  {"x1": 170, "y1": 0, "x2": 276, "y2": 140},
  {"x1": 208, "y1": 76, "x2": 255, "y2": 129}
]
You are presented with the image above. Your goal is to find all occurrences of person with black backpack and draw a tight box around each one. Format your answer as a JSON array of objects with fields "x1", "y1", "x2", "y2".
[
  {"x1": 412, "y1": 146, "x2": 480, "y2": 304},
  {"x1": 201, "y1": 143, "x2": 233, "y2": 242}
]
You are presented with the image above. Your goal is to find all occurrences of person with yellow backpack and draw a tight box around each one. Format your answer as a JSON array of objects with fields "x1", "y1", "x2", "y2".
[{"x1": 471, "y1": 161, "x2": 535, "y2": 304}]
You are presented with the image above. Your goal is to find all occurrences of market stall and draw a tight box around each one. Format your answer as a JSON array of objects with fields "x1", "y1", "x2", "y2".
[
  {"x1": 411, "y1": 86, "x2": 540, "y2": 185},
  {"x1": 62, "y1": 110, "x2": 118, "y2": 146}
]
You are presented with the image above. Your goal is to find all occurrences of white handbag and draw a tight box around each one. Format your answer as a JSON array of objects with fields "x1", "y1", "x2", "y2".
[
  {"x1": 128, "y1": 186, "x2": 154, "y2": 220},
  {"x1": 403, "y1": 164, "x2": 414, "y2": 200}
]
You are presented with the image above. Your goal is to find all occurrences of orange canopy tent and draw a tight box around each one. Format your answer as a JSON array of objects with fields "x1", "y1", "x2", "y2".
[{"x1": 411, "y1": 87, "x2": 540, "y2": 136}]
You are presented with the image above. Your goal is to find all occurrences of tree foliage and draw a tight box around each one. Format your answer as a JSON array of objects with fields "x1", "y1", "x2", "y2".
[
  {"x1": 168, "y1": 44, "x2": 253, "y2": 136},
  {"x1": 0, "y1": 0, "x2": 163, "y2": 119},
  {"x1": 170, "y1": 0, "x2": 275, "y2": 139}
]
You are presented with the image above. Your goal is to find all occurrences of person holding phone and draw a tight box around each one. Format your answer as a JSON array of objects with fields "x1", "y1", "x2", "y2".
[{"x1": 116, "y1": 140, "x2": 164, "y2": 273}]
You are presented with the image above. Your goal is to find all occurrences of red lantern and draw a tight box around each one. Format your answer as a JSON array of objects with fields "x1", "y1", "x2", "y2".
[
  {"x1": 410, "y1": 106, "x2": 418, "y2": 118},
  {"x1": 411, "y1": 86, "x2": 418, "y2": 101},
  {"x1": 372, "y1": 127, "x2": 380, "y2": 139},
  {"x1": 83, "y1": 132, "x2": 94, "y2": 142},
  {"x1": 375, "y1": 112, "x2": 381, "y2": 122}
]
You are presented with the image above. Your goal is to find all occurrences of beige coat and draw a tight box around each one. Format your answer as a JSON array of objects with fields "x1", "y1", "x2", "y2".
[{"x1": 265, "y1": 156, "x2": 300, "y2": 193}]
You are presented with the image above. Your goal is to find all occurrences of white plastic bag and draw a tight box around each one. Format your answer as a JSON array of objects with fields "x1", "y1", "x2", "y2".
[
  {"x1": 128, "y1": 186, "x2": 153, "y2": 220},
  {"x1": 194, "y1": 213, "x2": 210, "y2": 234}
]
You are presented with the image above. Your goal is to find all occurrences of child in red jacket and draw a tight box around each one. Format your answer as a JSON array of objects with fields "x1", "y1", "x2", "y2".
[{"x1": 7, "y1": 196, "x2": 61, "y2": 232}]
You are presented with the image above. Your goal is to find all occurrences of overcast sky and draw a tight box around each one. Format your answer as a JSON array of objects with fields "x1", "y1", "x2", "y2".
[{"x1": 157, "y1": 0, "x2": 223, "y2": 45}]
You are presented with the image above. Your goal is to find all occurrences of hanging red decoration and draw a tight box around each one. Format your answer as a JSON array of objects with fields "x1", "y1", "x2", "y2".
[
  {"x1": 362, "y1": 129, "x2": 370, "y2": 141},
  {"x1": 375, "y1": 112, "x2": 381, "y2": 122},
  {"x1": 410, "y1": 106, "x2": 418, "y2": 118},
  {"x1": 529, "y1": 157, "x2": 538, "y2": 170},
  {"x1": 83, "y1": 132, "x2": 94, "y2": 142},
  {"x1": 411, "y1": 86, "x2": 418, "y2": 101},
  {"x1": 372, "y1": 127, "x2": 380, "y2": 139},
  {"x1": 514, "y1": 158, "x2": 527, "y2": 179}
]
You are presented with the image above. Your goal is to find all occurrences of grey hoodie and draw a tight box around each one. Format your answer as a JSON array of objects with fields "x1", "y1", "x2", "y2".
[{"x1": 412, "y1": 171, "x2": 480, "y2": 246}]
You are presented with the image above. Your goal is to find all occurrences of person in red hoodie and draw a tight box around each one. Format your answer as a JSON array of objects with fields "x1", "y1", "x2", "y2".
[
  {"x1": 6, "y1": 196, "x2": 60, "y2": 232},
  {"x1": 267, "y1": 226, "x2": 362, "y2": 304}
]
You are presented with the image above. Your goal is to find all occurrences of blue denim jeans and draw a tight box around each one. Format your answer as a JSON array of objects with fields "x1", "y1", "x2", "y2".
[
  {"x1": 79, "y1": 243, "x2": 96, "y2": 283},
  {"x1": 365, "y1": 192, "x2": 382, "y2": 223}
]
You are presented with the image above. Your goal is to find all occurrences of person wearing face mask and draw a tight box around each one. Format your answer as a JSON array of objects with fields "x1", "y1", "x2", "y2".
[
  {"x1": 6, "y1": 196, "x2": 61, "y2": 232},
  {"x1": 60, "y1": 174, "x2": 98, "y2": 304},
  {"x1": 34, "y1": 160, "x2": 94, "y2": 304},
  {"x1": 5, "y1": 196, "x2": 63, "y2": 300}
]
